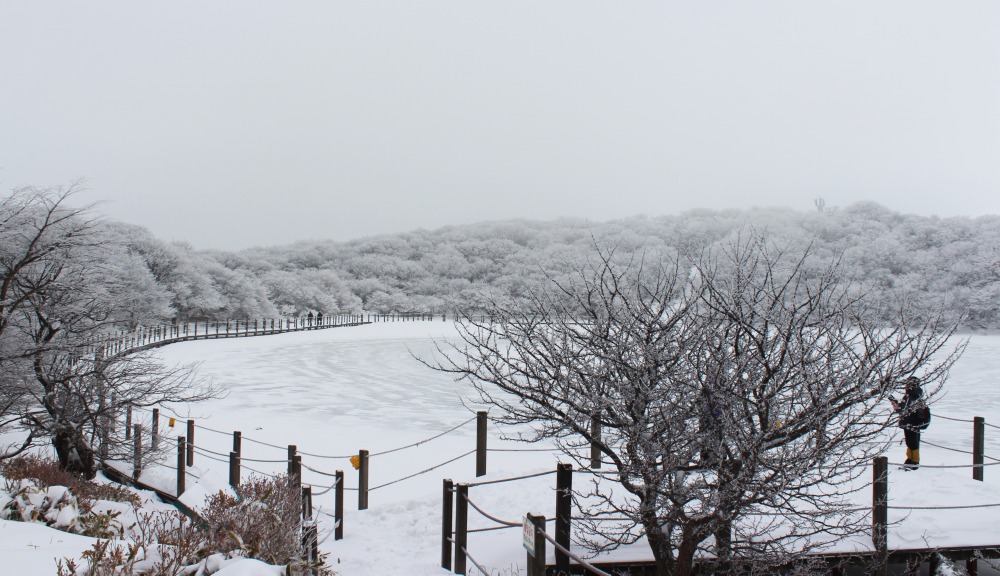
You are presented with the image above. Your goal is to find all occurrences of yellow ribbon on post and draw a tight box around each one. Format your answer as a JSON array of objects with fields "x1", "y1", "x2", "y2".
[
  {"x1": 350, "y1": 455, "x2": 360, "y2": 470},
  {"x1": 168, "y1": 417, "x2": 176, "y2": 427}
]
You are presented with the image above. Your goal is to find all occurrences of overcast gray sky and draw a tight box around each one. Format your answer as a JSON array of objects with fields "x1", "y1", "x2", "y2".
[{"x1": 2, "y1": 2, "x2": 998, "y2": 250}]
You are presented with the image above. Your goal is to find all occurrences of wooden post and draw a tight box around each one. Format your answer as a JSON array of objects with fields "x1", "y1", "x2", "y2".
[
  {"x1": 476, "y1": 411, "x2": 487, "y2": 477},
  {"x1": 177, "y1": 436, "x2": 186, "y2": 495},
  {"x1": 125, "y1": 405, "x2": 133, "y2": 439},
  {"x1": 590, "y1": 414, "x2": 602, "y2": 469},
  {"x1": 973, "y1": 416, "x2": 985, "y2": 481},
  {"x1": 233, "y1": 430, "x2": 242, "y2": 458},
  {"x1": 229, "y1": 451, "x2": 240, "y2": 488},
  {"x1": 287, "y1": 445, "x2": 297, "y2": 476},
  {"x1": 872, "y1": 456, "x2": 888, "y2": 576},
  {"x1": 555, "y1": 463, "x2": 572, "y2": 572},
  {"x1": 151, "y1": 408, "x2": 159, "y2": 451},
  {"x1": 358, "y1": 449, "x2": 369, "y2": 510},
  {"x1": 929, "y1": 553, "x2": 940, "y2": 576},
  {"x1": 454, "y1": 483, "x2": 468, "y2": 575},
  {"x1": 527, "y1": 513, "x2": 546, "y2": 576},
  {"x1": 442, "y1": 478, "x2": 453, "y2": 570},
  {"x1": 335, "y1": 470, "x2": 344, "y2": 540},
  {"x1": 293, "y1": 455, "x2": 303, "y2": 494},
  {"x1": 967, "y1": 559, "x2": 979, "y2": 576},
  {"x1": 186, "y1": 420, "x2": 195, "y2": 466},
  {"x1": 302, "y1": 485, "x2": 312, "y2": 519}
]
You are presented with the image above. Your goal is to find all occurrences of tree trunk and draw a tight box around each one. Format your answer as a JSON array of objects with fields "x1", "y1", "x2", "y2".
[
  {"x1": 675, "y1": 529, "x2": 701, "y2": 576},
  {"x1": 52, "y1": 427, "x2": 97, "y2": 479},
  {"x1": 643, "y1": 517, "x2": 677, "y2": 576}
]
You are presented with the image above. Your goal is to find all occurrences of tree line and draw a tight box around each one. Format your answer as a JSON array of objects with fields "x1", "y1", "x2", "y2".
[{"x1": 102, "y1": 199, "x2": 1000, "y2": 330}]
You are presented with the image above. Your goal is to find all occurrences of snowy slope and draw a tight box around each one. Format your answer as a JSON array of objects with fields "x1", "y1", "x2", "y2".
[{"x1": 5, "y1": 323, "x2": 998, "y2": 575}]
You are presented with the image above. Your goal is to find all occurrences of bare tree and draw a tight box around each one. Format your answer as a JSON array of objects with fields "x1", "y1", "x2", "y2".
[
  {"x1": 435, "y1": 233, "x2": 964, "y2": 576},
  {"x1": 1, "y1": 184, "x2": 216, "y2": 476}
]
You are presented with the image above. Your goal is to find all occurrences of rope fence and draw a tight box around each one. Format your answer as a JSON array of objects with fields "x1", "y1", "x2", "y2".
[
  {"x1": 370, "y1": 450, "x2": 476, "y2": 492},
  {"x1": 111, "y1": 398, "x2": 999, "y2": 575}
]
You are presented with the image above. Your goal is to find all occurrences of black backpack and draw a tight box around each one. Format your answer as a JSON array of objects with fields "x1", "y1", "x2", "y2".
[{"x1": 910, "y1": 400, "x2": 931, "y2": 431}]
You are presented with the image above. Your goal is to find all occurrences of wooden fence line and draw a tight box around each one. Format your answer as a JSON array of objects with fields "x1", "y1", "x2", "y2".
[
  {"x1": 90, "y1": 313, "x2": 374, "y2": 357},
  {"x1": 442, "y1": 415, "x2": 997, "y2": 576}
]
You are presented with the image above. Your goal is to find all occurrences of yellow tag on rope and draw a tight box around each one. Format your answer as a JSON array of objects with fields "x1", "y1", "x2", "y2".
[
  {"x1": 350, "y1": 455, "x2": 360, "y2": 470},
  {"x1": 168, "y1": 417, "x2": 176, "y2": 428}
]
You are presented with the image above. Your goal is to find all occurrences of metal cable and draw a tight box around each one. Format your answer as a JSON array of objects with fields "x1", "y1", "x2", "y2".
[
  {"x1": 462, "y1": 493, "x2": 522, "y2": 527},
  {"x1": 368, "y1": 416, "x2": 477, "y2": 458},
  {"x1": 369, "y1": 449, "x2": 476, "y2": 491},
  {"x1": 464, "y1": 469, "x2": 556, "y2": 488}
]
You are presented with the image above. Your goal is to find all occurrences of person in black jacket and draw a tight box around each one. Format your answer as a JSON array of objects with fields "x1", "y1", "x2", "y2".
[{"x1": 890, "y1": 376, "x2": 925, "y2": 470}]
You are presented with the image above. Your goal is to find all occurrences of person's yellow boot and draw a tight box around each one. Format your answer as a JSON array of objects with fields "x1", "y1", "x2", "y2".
[
  {"x1": 911, "y1": 449, "x2": 920, "y2": 466},
  {"x1": 905, "y1": 448, "x2": 912, "y2": 461}
]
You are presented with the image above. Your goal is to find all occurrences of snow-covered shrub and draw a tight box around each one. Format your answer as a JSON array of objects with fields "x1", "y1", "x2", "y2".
[
  {"x1": 0, "y1": 477, "x2": 126, "y2": 538},
  {"x1": 200, "y1": 475, "x2": 302, "y2": 565}
]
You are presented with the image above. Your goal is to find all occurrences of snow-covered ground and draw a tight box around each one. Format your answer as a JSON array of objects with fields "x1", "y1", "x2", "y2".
[{"x1": 5, "y1": 323, "x2": 1000, "y2": 575}]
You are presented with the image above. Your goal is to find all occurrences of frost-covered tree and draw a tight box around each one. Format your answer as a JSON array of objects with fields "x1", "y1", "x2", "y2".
[
  {"x1": 435, "y1": 233, "x2": 964, "y2": 576},
  {"x1": 0, "y1": 185, "x2": 215, "y2": 475}
]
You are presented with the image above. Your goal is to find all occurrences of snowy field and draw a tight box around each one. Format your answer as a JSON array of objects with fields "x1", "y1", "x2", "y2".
[{"x1": 5, "y1": 322, "x2": 1000, "y2": 575}]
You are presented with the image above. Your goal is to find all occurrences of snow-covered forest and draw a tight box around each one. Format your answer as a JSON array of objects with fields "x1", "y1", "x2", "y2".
[
  {"x1": 8, "y1": 186, "x2": 1000, "y2": 329},
  {"x1": 95, "y1": 203, "x2": 1000, "y2": 329}
]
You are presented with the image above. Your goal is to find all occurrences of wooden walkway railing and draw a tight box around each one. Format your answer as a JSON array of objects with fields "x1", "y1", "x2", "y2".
[{"x1": 93, "y1": 314, "x2": 370, "y2": 357}]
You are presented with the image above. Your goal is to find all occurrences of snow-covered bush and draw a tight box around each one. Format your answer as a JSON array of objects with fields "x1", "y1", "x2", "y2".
[{"x1": 0, "y1": 478, "x2": 125, "y2": 538}]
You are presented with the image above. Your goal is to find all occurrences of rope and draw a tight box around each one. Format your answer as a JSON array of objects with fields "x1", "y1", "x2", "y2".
[
  {"x1": 467, "y1": 525, "x2": 520, "y2": 534},
  {"x1": 191, "y1": 448, "x2": 232, "y2": 465},
  {"x1": 295, "y1": 448, "x2": 355, "y2": 459},
  {"x1": 887, "y1": 460, "x2": 1000, "y2": 469},
  {"x1": 241, "y1": 436, "x2": 292, "y2": 451},
  {"x1": 465, "y1": 469, "x2": 556, "y2": 488},
  {"x1": 486, "y1": 447, "x2": 562, "y2": 453},
  {"x1": 535, "y1": 526, "x2": 615, "y2": 576},
  {"x1": 985, "y1": 421, "x2": 1000, "y2": 431},
  {"x1": 368, "y1": 449, "x2": 476, "y2": 491},
  {"x1": 889, "y1": 503, "x2": 1000, "y2": 510},
  {"x1": 369, "y1": 416, "x2": 477, "y2": 458},
  {"x1": 159, "y1": 462, "x2": 202, "y2": 480},
  {"x1": 192, "y1": 444, "x2": 289, "y2": 464},
  {"x1": 460, "y1": 544, "x2": 491, "y2": 576},
  {"x1": 462, "y1": 493, "x2": 522, "y2": 527},
  {"x1": 910, "y1": 441, "x2": 1000, "y2": 463},
  {"x1": 308, "y1": 477, "x2": 340, "y2": 497},
  {"x1": 193, "y1": 422, "x2": 237, "y2": 437},
  {"x1": 921, "y1": 440, "x2": 975, "y2": 455},
  {"x1": 932, "y1": 414, "x2": 975, "y2": 423},
  {"x1": 189, "y1": 444, "x2": 234, "y2": 458},
  {"x1": 240, "y1": 463, "x2": 282, "y2": 479},
  {"x1": 302, "y1": 463, "x2": 342, "y2": 478}
]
